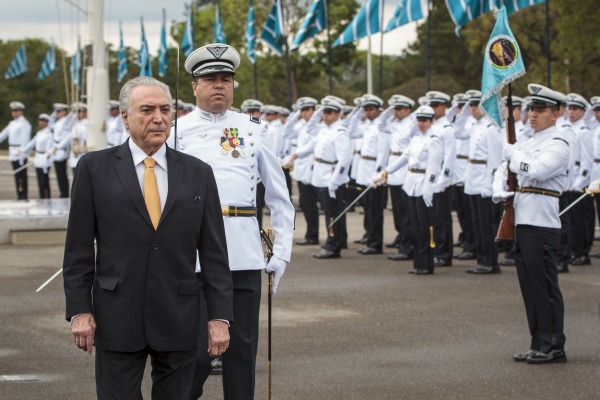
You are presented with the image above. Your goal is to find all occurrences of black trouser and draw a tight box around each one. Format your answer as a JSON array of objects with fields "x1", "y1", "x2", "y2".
[
  {"x1": 514, "y1": 225, "x2": 565, "y2": 353},
  {"x1": 256, "y1": 182, "x2": 265, "y2": 229},
  {"x1": 468, "y1": 194, "x2": 500, "y2": 268},
  {"x1": 570, "y1": 191, "x2": 594, "y2": 258},
  {"x1": 54, "y1": 160, "x2": 69, "y2": 198},
  {"x1": 408, "y1": 196, "x2": 434, "y2": 272},
  {"x1": 315, "y1": 185, "x2": 346, "y2": 254},
  {"x1": 35, "y1": 167, "x2": 51, "y2": 199},
  {"x1": 96, "y1": 346, "x2": 196, "y2": 400},
  {"x1": 364, "y1": 185, "x2": 387, "y2": 251},
  {"x1": 11, "y1": 159, "x2": 28, "y2": 200},
  {"x1": 389, "y1": 185, "x2": 414, "y2": 255},
  {"x1": 452, "y1": 185, "x2": 475, "y2": 252},
  {"x1": 433, "y1": 188, "x2": 453, "y2": 261},
  {"x1": 191, "y1": 270, "x2": 262, "y2": 400},
  {"x1": 556, "y1": 194, "x2": 572, "y2": 266},
  {"x1": 298, "y1": 181, "x2": 320, "y2": 242},
  {"x1": 282, "y1": 167, "x2": 292, "y2": 198}
]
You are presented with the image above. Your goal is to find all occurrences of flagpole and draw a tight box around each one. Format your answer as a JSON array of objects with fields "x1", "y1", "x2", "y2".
[
  {"x1": 378, "y1": 0, "x2": 385, "y2": 98},
  {"x1": 426, "y1": 0, "x2": 431, "y2": 92},
  {"x1": 545, "y1": 0, "x2": 551, "y2": 87},
  {"x1": 281, "y1": 3, "x2": 293, "y2": 108},
  {"x1": 326, "y1": 0, "x2": 333, "y2": 95},
  {"x1": 367, "y1": 34, "x2": 373, "y2": 94},
  {"x1": 253, "y1": 61, "x2": 259, "y2": 99}
]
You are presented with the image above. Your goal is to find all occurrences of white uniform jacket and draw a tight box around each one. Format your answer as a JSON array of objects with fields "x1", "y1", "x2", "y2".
[
  {"x1": 571, "y1": 118, "x2": 593, "y2": 191},
  {"x1": 21, "y1": 127, "x2": 53, "y2": 172},
  {"x1": 461, "y1": 117, "x2": 502, "y2": 197},
  {"x1": 591, "y1": 124, "x2": 600, "y2": 183},
  {"x1": 306, "y1": 120, "x2": 350, "y2": 188},
  {"x1": 171, "y1": 108, "x2": 295, "y2": 271},
  {"x1": 69, "y1": 118, "x2": 88, "y2": 168},
  {"x1": 431, "y1": 115, "x2": 456, "y2": 192},
  {"x1": 106, "y1": 115, "x2": 125, "y2": 147},
  {"x1": 356, "y1": 118, "x2": 389, "y2": 185},
  {"x1": 387, "y1": 116, "x2": 417, "y2": 186},
  {"x1": 453, "y1": 116, "x2": 476, "y2": 185},
  {"x1": 0, "y1": 115, "x2": 32, "y2": 162},
  {"x1": 266, "y1": 119, "x2": 285, "y2": 159},
  {"x1": 386, "y1": 129, "x2": 443, "y2": 198},
  {"x1": 50, "y1": 113, "x2": 75, "y2": 162},
  {"x1": 556, "y1": 120, "x2": 577, "y2": 191},
  {"x1": 509, "y1": 126, "x2": 569, "y2": 229}
]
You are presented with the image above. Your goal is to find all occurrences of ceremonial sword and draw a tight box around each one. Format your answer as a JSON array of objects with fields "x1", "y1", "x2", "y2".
[
  {"x1": 327, "y1": 185, "x2": 372, "y2": 229},
  {"x1": 559, "y1": 191, "x2": 591, "y2": 217},
  {"x1": 260, "y1": 228, "x2": 275, "y2": 400}
]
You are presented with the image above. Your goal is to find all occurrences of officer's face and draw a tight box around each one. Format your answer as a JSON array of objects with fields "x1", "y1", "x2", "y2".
[
  {"x1": 431, "y1": 103, "x2": 447, "y2": 119},
  {"x1": 528, "y1": 106, "x2": 559, "y2": 133},
  {"x1": 192, "y1": 72, "x2": 234, "y2": 113},
  {"x1": 417, "y1": 118, "x2": 432, "y2": 133},
  {"x1": 38, "y1": 119, "x2": 48, "y2": 129},
  {"x1": 122, "y1": 85, "x2": 172, "y2": 156},
  {"x1": 322, "y1": 109, "x2": 340, "y2": 125},
  {"x1": 469, "y1": 103, "x2": 482, "y2": 119},
  {"x1": 56, "y1": 109, "x2": 67, "y2": 119},
  {"x1": 567, "y1": 105, "x2": 585, "y2": 123},
  {"x1": 300, "y1": 107, "x2": 315, "y2": 120},
  {"x1": 265, "y1": 113, "x2": 279, "y2": 122},
  {"x1": 10, "y1": 110, "x2": 23, "y2": 119},
  {"x1": 363, "y1": 106, "x2": 380, "y2": 120},
  {"x1": 109, "y1": 108, "x2": 120, "y2": 117}
]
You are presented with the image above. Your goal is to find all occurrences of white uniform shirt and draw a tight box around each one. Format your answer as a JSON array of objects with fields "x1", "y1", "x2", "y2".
[
  {"x1": 0, "y1": 115, "x2": 32, "y2": 161},
  {"x1": 510, "y1": 126, "x2": 569, "y2": 228},
  {"x1": 463, "y1": 117, "x2": 502, "y2": 196},
  {"x1": 453, "y1": 116, "x2": 476, "y2": 184},
  {"x1": 386, "y1": 116, "x2": 417, "y2": 186},
  {"x1": 171, "y1": 108, "x2": 295, "y2": 271},
  {"x1": 386, "y1": 129, "x2": 443, "y2": 198},
  {"x1": 21, "y1": 126, "x2": 53, "y2": 171},
  {"x1": 591, "y1": 124, "x2": 600, "y2": 183},
  {"x1": 431, "y1": 115, "x2": 456, "y2": 192},
  {"x1": 69, "y1": 118, "x2": 88, "y2": 168},
  {"x1": 290, "y1": 119, "x2": 315, "y2": 184},
  {"x1": 556, "y1": 119, "x2": 577, "y2": 191},
  {"x1": 307, "y1": 119, "x2": 350, "y2": 188},
  {"x1": 50, "y1": 113, "x2": 75, "y2": 161},
  {"x1": 356, "y1": 118, "x2": 389, "y2": 185},
  {"x1": 266, "y1": 118, "x2": 285, "y2": 158},
  {"x1": 571, "y1": 118, "x2": 593, "y2": 191},
  {"x1": 106, "y1": 115, "x2": 126, "y2": 147}
]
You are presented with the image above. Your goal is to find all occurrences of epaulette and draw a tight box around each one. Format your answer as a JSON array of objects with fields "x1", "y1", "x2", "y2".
[
  {"x1": 430, "y1": 134, "x2": 438, "y2": 139},
  {"x1": 444, "y1": 124, "x2": 452, "y2": 128},
  {"x1": 250, "y1": 116, "x2": 261, "y2": 124},
  {"x1": 580, "y1": 126, "x2": 588, "y2": 131},
  {"x1": 487, "y1": 123, "x2": 494, "y2": 128},
  {"x1": 553, "y1": 137, "x2": 569, "y2": 146}
]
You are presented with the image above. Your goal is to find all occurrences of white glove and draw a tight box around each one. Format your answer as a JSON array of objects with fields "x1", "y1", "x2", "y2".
[
  {"x1": 572, "y1": 177, "x2": 586, "y2": 193},
  {"x1": 423, "y1": 192, "x2": 433, "y2": 207},
  {"x1": 503, "y1": 143, "x2": 516, "y2": 161},
  {"x1": 280, "y1": 155, "x2": 292, "y2": 169},
  {"x1": 480, "y1": 188, "x2": 492, "y2": 198},
  {"x1": 328, "y1": 183, "x2": 339, "y2": 199},
  {"x1": 587, "y1": 179, "x2": 600, "y2": 194},
  {"x1": 367, "y1": 176, "x2": 378, "y2": 189},
  {"x1": 265, "y1": 256, "x2": 287, "y2": 294},
  {"x1": 492, "y1": 190, "x2": 515, "y2": 204}
]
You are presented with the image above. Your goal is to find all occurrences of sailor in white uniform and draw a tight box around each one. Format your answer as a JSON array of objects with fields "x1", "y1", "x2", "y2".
[
  {"x1": 49, "y1": 103, "x2": 75, "y2": 198},
  {"x1": 172, "y1": 44, "x2": 295, "y2": 400},
  {"x1": 68, "y1": 103, "x2": 88, "y2": 172},
  {"x1": 106, "y1": 100, "x2": 126, "y2": 147},
  {"x1": 21, "y1": 113, "x2": 53, "y2": 198},
  {"x1": 0, "y1": 101, "x2": 31, "y2": 199}
]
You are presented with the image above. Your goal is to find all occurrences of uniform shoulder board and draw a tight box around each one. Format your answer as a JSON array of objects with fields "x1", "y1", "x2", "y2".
[
  {"x1": 170, "y1": 120, "x2": 176, "y2": 127},
  {"x1": 487, "y1": 123, "x2": 494, "y2": 128},
  {"x1": 430, "y1": 134, "x2": 438, "y2": 139},
  {"x1": 580, "y1": 126, "x2": 588, "y2": 131},
  {"x1": 553, "y1": 137, "x2": 569, "y2": 146},
  {"x1": 443, "y1": 124, "x2": 452, "y2": 128},
  {"x1": 250, "y1": 115, "x2": 261, "y2": 124}
]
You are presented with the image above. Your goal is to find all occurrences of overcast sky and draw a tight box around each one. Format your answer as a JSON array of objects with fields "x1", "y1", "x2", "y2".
[{"x1": 0, "y1": 0, "x2": 417, "y2": 56}]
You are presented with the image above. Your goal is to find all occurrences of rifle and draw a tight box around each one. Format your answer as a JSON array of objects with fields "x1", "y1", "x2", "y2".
[{"x1": 496, "y1": 83, "x2": 516, "y2": 242}]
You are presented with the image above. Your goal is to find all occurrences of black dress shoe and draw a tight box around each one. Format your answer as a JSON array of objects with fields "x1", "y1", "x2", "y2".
[
  {"x1": 526, "y1": 349, "x2": 567, "y2": 364},
  {"x1": 409, "y1": 269, "x2": 433, "y2": 275},
  {"x1": 296, "y1": 238, "x2": 319, "y2": 245},
  {"x1": 457, "y1": 251, "x2": 476, "y2": 260},
  {"x1": 513, "y1": 349, "x2": 535, "y2": 362},
  {"x1": 313, "y1": 249, "x2": 341, "y2": 259},
  {"x1": 571, "y1": 255, "x2": 591, "y2": 265},
  {"x1": 434, "y1": 257, "x2": 452, "y2": 267},
  {"x1": 387, "y1": 252, "x2": 411, "y2": 261},
  {"x1": 353, "y1": 237, "x2": 368, "y2": 244},
  {"x1": 210, "y1": 355, "x2": 223, "y2": 375},
  {"x1": 359, "y1": 247, "x2": 382, "y2": 255},
  {"x1": 467, "y1": 265, "x2": 501, "y2": 274},
  {"x1": 499, "y1": 257, "x2": 516, "y2": 266},
  {"x1": 385, "y1": 242, "x2": 399, "y2": 248}
]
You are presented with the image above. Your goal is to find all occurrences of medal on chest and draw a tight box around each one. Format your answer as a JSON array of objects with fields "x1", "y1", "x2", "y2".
[{"x1": 220, "y1": 128, "x2": 247, "y2": 158}]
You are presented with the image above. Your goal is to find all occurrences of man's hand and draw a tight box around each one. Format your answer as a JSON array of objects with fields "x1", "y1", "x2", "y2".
[
  {"x1": 207, "y1": 320, "x2": 230, "y2": 358},
  {"x1": 328, "y1": 183, "x2": 339, "y2": 199},
  {"x1": 265, "y1": 256, "x2": 287, "y2": 294},
  {"x1": 71, "y1": 313, "x2": 96, "y2": 355}
]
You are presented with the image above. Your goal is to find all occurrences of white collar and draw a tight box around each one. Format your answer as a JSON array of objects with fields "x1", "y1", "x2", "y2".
[{"x1": 128, "y1": 139, "x2": 168, "y2": 171}]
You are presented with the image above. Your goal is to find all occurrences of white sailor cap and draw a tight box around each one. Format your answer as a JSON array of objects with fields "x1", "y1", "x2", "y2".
[
  {"x1": 9, "y1": 101, "x2": 25, "y2": 110},
  {"x1": 53, "y1": 102, "x2": 69, "y2": 111},
  {"x1": 502, "y1": 95, "x2": 525, "y2": 107},
  {"x1": 278, "y1": 107, "x2": 290, "y2": 116},
  {"x1": 320, "y1": 97, "x2": 343, "y2": 112},
  {"x1": 453, "y1": 93, "x2": 468, "y2": 105},
  {"x1": 418, "y1": 96, "x2": 430, "y2": 106},
  {"x1": 184, "y1": 43, "x2": 241, "y2": 77},
  {"x1": 323, "y1": 95, "x2": 346, "y2": 105},
  {"x1": 72, "y1": 102, "x2": 87, "y2": 112},
  {"x1": 183, "y1": 103, "x2": 195, "y2": 112},
  {"x1": 566, "y1": 93, "x2": 589, "y2": 109},
  {"x1": 296, "y1": 97, "x2": 318, "y2": 109},
  {"x1": 176, "y1": 99, "x2": 186, "y2": 109},
  {"x1": 388, "y1": 94, "x2": 415, "y2": 108},
  {"x1": 241, "y1": 99, "x2": 264, "y2": 113},
  {"x1": 38, "y1": 113, "x2": 50, "y2": 121},
  {"x1": 108, "y1": 100, "x2": 120, "y2": 109},
  {"x1": 415, "y1": 105, "x2": 435, "y2": 119},
  {"x1": 361, "y1": 94, "x2": 383, "y2": 108},
  {"x1": 466, "y1": 90, "x2": 482, "y2": 103},
  {"x1": 343, "y1": 105, "x2": 355, "y2": 114},
  {"x1": 425, "y1": 91, "x2": 451, "y2": 105},
  {"x1": 353, "y1": 97, "x2": 363, "y2": 106},
  {"x1": 263, "y1": 105, "x2": 280, "y2": 115},
  {"x1": 590, "y1": 96, "x2": 600, "y2": 110},
  {"x1": 527, "y1": 84, "x2": 567, "y2": 108}
]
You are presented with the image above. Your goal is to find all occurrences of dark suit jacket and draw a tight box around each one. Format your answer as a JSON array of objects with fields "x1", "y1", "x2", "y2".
[{"x1": 63, "y1": 141, "x2": 233, "y2": 352}]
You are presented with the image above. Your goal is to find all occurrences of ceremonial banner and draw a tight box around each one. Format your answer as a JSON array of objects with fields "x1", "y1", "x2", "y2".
[
  {"x1": 181, "y1": 9, "x2": 195, "y2": 57},
  {"x1": 71, "y1": 44, "x2": 81, "y2": 87},
  {"x1": 118, "y1": 22, "x2": 128, "y2": 82},
  {"x1": 158, "y1": 11, "x2": 168, "y2": 77},
  {"x1": 139, "y1": 18, "x2": 152, "y2": 77},
  {"x1": 290, "y1": 0, "x2": 326, "y2": 51},
  {"x1": 214, "y1": 4, "x2": 227, "y2": 43},
  {"x1": 245, "y1": 0, "x2": 257, "y2": 63},
  {"x1": 37, "y1": 46, "x2": 56, "y2": 80},
  {"x1": 260, "y1": 0, "x2": 285, "y2": 56},
  {"x1": 480, "y1": 6, "x2": 526, "y2": 127},
  {"x1": 5, "y1": 44, "x2": 27, "y2": 79},
  {"x1": 333, "y1": 0, "x2": 382, "y2": 47},
  {"x1": 385, "y1": 0, "x2": 427, "y2": 33}
]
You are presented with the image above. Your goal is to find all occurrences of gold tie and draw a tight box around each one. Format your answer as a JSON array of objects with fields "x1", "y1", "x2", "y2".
[{"x1": 143, "y1": 158, "x2": 161, "y2": 230}]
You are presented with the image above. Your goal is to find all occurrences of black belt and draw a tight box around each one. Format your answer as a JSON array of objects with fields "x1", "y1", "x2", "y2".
[
  {"x1": 314, "y1": 157, "x2": 337, "y2": 165},
  {"x1": 595, "y1": 159, "x2": 600, "y2": 163},
  {"x1": 221, "y1": 206, "x2": 258, "y2": 217},
  {"x1": 361, "y1": 155, "x2": 376, "y2": 161},
  {"x1": 408, "y1": 167, "x2": 425, "y2": 174},
  {"x1": 36, "y1": 151, "x2": 45, "y2": 154},
  {"x1": 468, "y1": 158, "x2": 487, "y2": 165},
  {"x1": 354, "y1": 150, "x2": 361, "y2": 155},
  {"x1": 456, "y1": 155, "x2": 468, "y2": 160},
  {"x1": 390, "y1": 151, "x2": 402, "y2": 156},
  {"x1": 9, "y1": 144, "x2": 20, "y2": 147},
  {"x1": 517, "y1": 186, "x2": 561, "y2": 198}
]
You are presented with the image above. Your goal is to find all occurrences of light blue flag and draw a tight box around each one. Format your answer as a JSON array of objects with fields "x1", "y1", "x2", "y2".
[
  {"x1": 245, "y1": 0, "x2": 256, "y2": 64},
  {"x1": 333, "y1": 0, "x2": 382, "y2": 47},
  {"x1": 384, "y1": 0, "x2": 427, "y2": 33},
  {"x1": 290, "y1": 0, "x2": 326, "y2": 51},
  {"x1": 446, "y1": 0, "x2": 545, "y2": 36},
  {"x1": 181, "y1": 9, "x2": 194, "y2": 57},
  {"x1": 70, "y1": 44, "x2": 81, "y2": 87},
  {"x1": 480, "y1": 6, "x2": 526, "y2": 127},
  {"x1": 214, "y1": 4, "x2": 227, "y2": 43},
  {"x1": 4, "y1": 44, "x2": 27, "y2": 79},
  {"x1": 118, "y1": 22, "x2": 128, "y2": 82},
  {"x1": 139, "y1": 19, "x2": 152, "y2": 77},
  {"x1": 260, "y1": 0, "x2": 285, "y2": 56},
  {"x1": 37, "y1": 46, "x2": 56, "y2": 80},
  {"x1": 158, "y1": 11, "x2": 168, "y2": 77}
]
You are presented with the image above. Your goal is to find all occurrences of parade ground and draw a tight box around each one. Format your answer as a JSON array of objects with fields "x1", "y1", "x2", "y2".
[{"x1": 1, "y1": 158, "x2": 600, "y2": 399}]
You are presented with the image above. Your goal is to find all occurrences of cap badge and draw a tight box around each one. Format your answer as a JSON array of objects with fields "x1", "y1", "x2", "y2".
[
  {"x1": 530, "y1": 86, "x2": 541, "y2": 95},
  {"x1": 207, "y1": 46, "x2": 228, "y2": 59}
]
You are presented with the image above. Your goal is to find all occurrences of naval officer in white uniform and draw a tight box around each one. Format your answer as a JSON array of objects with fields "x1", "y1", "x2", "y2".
[
  {"x1": 0, "y1": 101, "x2": 31, "y2": 199},
  {"x1": 171, "y1": 44, "x2": 295, "y2": 400}
]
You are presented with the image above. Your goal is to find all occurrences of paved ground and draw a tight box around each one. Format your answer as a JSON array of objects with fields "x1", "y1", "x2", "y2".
[{"x1": 1, "y1": 153, "x2": 600, "y2": 399}]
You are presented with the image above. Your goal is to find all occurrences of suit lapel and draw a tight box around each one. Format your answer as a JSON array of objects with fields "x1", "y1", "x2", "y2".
[
  {"x1": 160, "y1": 147, "x2": 183, "y2": 224},
  {"x1": 113, "y1": 141, "x2": 154, "y2": 229}
]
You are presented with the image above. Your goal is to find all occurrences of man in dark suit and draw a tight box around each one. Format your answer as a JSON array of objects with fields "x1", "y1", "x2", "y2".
[{"x1": 63, "y1": 76, "x2": 233, "y2": 399}]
